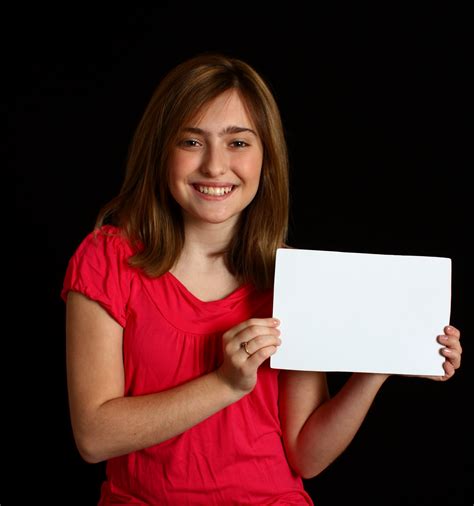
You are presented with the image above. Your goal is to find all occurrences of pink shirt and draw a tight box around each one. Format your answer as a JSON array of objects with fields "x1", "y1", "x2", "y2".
[{"x1": 62, "y1": 225, "x2": 313, "y2": 505}]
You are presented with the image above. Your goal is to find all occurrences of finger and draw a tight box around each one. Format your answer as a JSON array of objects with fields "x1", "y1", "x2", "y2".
[
  {"x1": 437, "y1": 335, "x2": 463, "y2": 353},
  {"x1": 444, "y1": 325, "x2": 461, "y2": 339},
  {"x1": 245, "y1": 344, "x2": 279, "y2": 369},
  {"x1": 242, "y1": 334, "x2": 282, "y2": 355},
  {"x1": 441, "y1": 347, "x2": 461, "y2": 369},
  {"x1": 223, "y1": 318, "x2": 279, "y2": 341},
  {"x1": 442, "y1": 360, "x2": 456, "y2": 379},
  {"x1": 430, "y1": 360, "x2": 456, "y2": 382},
  {"x1": 224, "y1": 330, "x2": 280, "y2": 361},
  {"x1": 232, "y1": 325, "x2": 281, "y2": 350}
]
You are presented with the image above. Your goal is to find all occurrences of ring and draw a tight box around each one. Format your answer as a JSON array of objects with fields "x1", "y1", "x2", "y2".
[{"x1": 240, "y1": 341, "x2": 251, "y2": 355}]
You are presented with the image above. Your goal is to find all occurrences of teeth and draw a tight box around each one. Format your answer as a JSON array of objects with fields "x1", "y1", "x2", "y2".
[{"x1": 197, "y1": 186, "x2": 233, "y2": 196}]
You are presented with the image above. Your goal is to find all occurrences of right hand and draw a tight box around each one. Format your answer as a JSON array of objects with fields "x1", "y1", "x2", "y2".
[{"x1": 216, "y1": 318, "x2": 281, "y2": 396}]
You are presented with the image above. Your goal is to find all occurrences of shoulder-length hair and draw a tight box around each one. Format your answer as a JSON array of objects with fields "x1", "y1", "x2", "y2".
[{"x1": 96, "y1": 53, "x2": 289, "y2": 290}]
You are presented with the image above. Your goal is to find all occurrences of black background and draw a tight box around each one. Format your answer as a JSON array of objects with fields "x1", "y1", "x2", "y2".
[{"x1": 14, "y1": 4, "x2": 471, "y2": 505}]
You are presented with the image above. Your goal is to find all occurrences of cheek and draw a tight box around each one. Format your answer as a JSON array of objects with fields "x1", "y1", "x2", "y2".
[
  {"x1": 167, "y1": 152, "x2": 196, "y2": 194},
  {"x1": 166, "y1": 155, "x2": 186, "y2": 202},
  {"x1": 244, "y1": 153, "x2": 263, "y2": 185},
  {"x1": 167, "y1": 152, "x2": 186, "y2": 180}
]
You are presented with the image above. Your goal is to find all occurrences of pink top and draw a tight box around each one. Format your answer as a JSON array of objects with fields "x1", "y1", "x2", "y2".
[{"x1": 61, "y1": 225, "x2": 313, "y2": 505}]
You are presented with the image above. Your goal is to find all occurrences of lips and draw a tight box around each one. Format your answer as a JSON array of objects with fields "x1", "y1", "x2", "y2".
[
  {"x1": 191, "y1": 183, "x2": 238, "y2": 198},
  {"x1": 194, "y1": 185, "x2": 233, "y2": 196}
]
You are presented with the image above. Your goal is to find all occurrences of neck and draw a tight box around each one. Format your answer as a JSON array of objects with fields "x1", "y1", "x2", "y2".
[
  {"x1": 170, "y1": 215, "x2": 242, "y2": 301},
  {"x1": 183, "y1": 215, "x2": 237, "y2": 257},
  {"x1": 174, "y1": 215, "x2": 239, "y2": 271}
]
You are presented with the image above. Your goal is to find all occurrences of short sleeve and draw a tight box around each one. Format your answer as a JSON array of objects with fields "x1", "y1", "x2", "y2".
[{"x1": 61, "y1": 225, "x2": 134, "y2": 327}]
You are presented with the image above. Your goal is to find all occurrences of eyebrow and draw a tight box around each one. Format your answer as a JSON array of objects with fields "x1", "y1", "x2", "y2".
[{"x1": 182, "y1": 125, "x2": 258, "y2": 137}]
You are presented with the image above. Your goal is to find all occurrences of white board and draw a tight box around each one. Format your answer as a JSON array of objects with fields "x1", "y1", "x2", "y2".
[{"x1": 270, "y1": 248, "x2": 451, "y2": 375}]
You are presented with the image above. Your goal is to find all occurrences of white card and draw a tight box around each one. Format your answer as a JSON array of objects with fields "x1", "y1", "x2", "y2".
[{"x1": 270, "y1": 248, "x2": 451, "y2": 375}]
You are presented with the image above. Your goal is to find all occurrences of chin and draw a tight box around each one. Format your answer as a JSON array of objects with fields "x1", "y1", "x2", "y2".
[
  {"x1": 194, "y1": 211, "x2": 239, "y2": 226},
  {"x1": 203, "y1": 216, "x2": 235, "y2": 225}
]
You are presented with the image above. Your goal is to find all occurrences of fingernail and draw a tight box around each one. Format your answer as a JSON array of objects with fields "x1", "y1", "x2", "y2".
[
  {"x1": 272, "y1": 318, "x2": 280, "y2": 324},
  {"x1": 439, "y1": 335, "x2": 448, "y2": 341},
  {"x1": 443, "y1": 348, "x2": 452, "y2": 354}
]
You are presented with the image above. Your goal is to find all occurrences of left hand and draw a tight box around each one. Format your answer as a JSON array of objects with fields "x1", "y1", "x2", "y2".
[{"x1": 428, "y1": 325, "x2": 462, "y2": 381}]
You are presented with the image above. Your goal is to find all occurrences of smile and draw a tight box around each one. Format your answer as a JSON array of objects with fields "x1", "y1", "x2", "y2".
[
  {"x1": 192, "y1": 184, "x2": 236, "y2": 199},
  {"x1": 196, "y1": 185, "x2": 233, "y2": 196}
]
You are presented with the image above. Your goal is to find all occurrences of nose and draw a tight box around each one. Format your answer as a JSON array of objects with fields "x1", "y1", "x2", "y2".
[{"x1": 200, "y1": 143, "x2": 228, "y2": 177}]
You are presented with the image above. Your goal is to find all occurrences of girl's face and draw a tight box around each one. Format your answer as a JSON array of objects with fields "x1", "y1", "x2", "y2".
[{"x1": 167, "y1": 90, "x2": 263, "y2": 228}]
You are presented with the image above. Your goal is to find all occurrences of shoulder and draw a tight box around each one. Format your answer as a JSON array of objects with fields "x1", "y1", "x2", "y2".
[
  {"x1": 76, "y1": 224, "x2": 135, "y2": 259},
  {"x1": 67, "y1": 224, "x2": 138, "y2": 280},
  {"x1": 62, "y1": 224, "x2": 136, "y2": 324}
]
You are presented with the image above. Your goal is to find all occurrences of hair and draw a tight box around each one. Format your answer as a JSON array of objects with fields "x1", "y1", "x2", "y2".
[{"x1": 95, "y1": 53, "x2": 289, "y2": 290}]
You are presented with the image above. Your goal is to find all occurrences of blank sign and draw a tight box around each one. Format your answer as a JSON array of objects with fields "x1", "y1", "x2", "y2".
[{"x1": 270, "y1": 248, "x2": 451, "y2": 375}]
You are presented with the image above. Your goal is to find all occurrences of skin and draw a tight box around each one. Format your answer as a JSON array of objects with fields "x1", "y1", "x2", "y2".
[
  {"x1": 167, "y1": 89, "x2": 263, "y2": 301},
  {"x1": 66, "y1": 90, "x2": 462, "y2": 477}
]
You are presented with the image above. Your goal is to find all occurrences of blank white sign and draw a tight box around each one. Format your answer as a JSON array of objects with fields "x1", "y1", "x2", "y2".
[{"x1": 270, "y1": 248, "x2": 451, "y2": 375}]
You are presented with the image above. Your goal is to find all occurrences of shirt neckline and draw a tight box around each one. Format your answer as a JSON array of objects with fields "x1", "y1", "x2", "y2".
[{"x1": 166, "y1": 271, "x2": 254, "y2": 306}]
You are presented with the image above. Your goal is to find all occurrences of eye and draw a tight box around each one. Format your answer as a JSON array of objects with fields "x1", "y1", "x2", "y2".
[
  {"x1": 230, "y1": 140, "x2": 249, "y2": 148},
  {"x1": 179, "y1": 139, "x2": 202, "y2": 148}
]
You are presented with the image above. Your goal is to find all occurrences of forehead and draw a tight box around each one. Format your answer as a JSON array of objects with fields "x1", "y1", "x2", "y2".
[{"x1": 190, "y1": 89, "x2": 256, "y2": 129}]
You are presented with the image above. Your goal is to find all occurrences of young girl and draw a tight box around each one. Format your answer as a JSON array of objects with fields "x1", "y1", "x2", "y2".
[{"x1": 62, "y1": 53, "x2": 462, "y2": 505}]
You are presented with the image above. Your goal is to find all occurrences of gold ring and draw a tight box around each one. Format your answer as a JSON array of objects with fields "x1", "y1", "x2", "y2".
[{"x1": 240, "y1": 341, "x2": 251, "y2": 355}]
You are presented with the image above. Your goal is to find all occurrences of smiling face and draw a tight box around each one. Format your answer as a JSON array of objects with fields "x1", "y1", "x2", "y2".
[{"x1": 167, "y1": 89, "x2": 264, "y2": 228}]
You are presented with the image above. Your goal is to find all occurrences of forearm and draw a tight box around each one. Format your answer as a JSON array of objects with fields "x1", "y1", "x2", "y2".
[
  {"x1": 292, "y1": 373, "x2": 388, "y2": 478},
  {"x1": 75, "y1": 371, "x2": 241, "y2": 463}
]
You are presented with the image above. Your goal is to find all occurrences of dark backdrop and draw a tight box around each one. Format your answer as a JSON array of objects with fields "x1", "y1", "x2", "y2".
[{"x1": 14, "y1": 5, "x2": 471, "y2": 505}]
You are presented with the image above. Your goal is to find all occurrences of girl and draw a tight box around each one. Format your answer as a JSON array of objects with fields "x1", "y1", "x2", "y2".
[{"x1": 62, "y1": 53, "x2": 462, "y2": 505}]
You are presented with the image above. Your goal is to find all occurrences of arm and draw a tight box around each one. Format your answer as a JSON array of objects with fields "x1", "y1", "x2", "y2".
[
  {"x1": 279, "y1": 370, "x2": 387, "y2": 479},
  {"x1": 66, "y1": 292, "x2": 280, "y2": 463},
  {"x1": 279, "y1": 326, "x2": 462, "y2": 479}
]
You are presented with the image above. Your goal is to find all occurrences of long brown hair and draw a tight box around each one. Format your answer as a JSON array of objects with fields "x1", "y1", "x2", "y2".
[{"x1": 96, "y1": 53, "x2": 289, "y2": 290}]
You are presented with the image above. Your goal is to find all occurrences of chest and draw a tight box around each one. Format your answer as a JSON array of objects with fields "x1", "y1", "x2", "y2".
[
  {"x1": 121, "y1": 274, "x2": 273, "y2": 394},
  {"x1": 170, "y1": 269, "x2": 241, "y2": 302}
]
